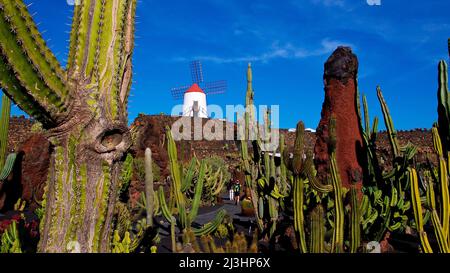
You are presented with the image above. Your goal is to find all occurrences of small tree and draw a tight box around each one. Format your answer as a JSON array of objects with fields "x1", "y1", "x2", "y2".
[{"x1": 0, "y1": 0, "x2": 137, "y2": 252}]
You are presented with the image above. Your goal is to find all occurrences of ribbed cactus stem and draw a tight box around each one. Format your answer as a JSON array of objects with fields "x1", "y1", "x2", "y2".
[
  {"x1": 409, "y1": 168, "x2": 433, "y2": 253},
  {"x1": 377, "y1": 86, "x2": 400, "y2": 158},
  {"x1": 432, "y1": 127, "x2": 450, "y2": 241},
  {"x1": 0, "y1": 93, "x2": 11, "y2": 169},
  {"x1": 144, "y1": 148, "x2": 154, "y2": 227},
  {"x1": 437, "y1": 61, "x2": 450, "y2": 153},
  {"x1": 350, "y1": 186, "x2": 361, "y2": 253},
  {"x1": 293, "y1": 176, "x2": 307, "y2": 253},
  {"x1": 329, "y1": 116, "x2": 344, "y2": 253},
  {"x1": 330, "y1": 152, "x2": 344, "y2": 253},
  {"x1": 188, "y1": 160, "x2": 206, "y2": 227},
  {"x1": 310, "y1": 205, "x2": 325, "y2": 253},
  {"x1": 292, "y1": 121, "x2": 305, "y2": 175},
  {"x1": 166, "y1": 126, "x2": 187, "y2": 229}
]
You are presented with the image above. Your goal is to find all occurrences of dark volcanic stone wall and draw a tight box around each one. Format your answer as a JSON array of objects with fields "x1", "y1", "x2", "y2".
[{"x1": 1, "y1": 115, "x2": 436, "y2": 211}]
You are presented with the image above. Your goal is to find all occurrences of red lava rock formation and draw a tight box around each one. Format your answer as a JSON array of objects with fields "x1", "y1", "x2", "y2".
[
  {"x1": 0, "y1": 133, "x2": 50, "y2": 211},
  {"x1": 314, "y1": 47, "x2": 364, "y2": 194},
  {"x1": 18, "y1": 134, "x2": 51, "y2": 210}
]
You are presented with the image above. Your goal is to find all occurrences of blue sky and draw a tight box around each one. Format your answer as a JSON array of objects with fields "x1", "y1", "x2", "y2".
[{"x1": 10, "y1": 0, "x2": 450, "y2": 130}]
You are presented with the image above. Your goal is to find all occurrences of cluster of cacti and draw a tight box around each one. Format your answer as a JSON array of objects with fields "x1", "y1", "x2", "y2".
[
  {"x1": 199, "y1": 156, "x2": 229, "y2": 204},
  {"x1": 0, "y1": 221, "x2": 21, "y2": 253},
  {"x1": 176, "y1": 229, "x2": 258, "y2": 253},
  {"x1": 407, "y1": 60, "x2": 450, "y2": 253},
  {"x1": 354, "y1": 86, "x2": 415, "y2": 243},
  {"x1": 180, "y1": 157, "x2": 228, "y2": 205},
  {"x1": 237, "y1": 55, "x2": 433, "y2": 254},
  {"x1": 239, "y1": 64, "x2": 286, "y2": 239},
  {"x1": 152, "y1": 128, "x2": 228, "y2": 252}
]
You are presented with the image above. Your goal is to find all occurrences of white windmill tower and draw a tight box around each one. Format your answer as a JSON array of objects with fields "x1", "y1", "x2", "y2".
[
  {"x1": 182, "y1": 83, "x2": 208, "y2": 118},
  {"x1": 171, "y1": 61, "x2": 227, "y2": 118}
]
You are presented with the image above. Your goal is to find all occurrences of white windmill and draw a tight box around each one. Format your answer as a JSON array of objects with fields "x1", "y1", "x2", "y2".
[{"x1": 171, "y1": 60, "x2": 227, "y2": 118}]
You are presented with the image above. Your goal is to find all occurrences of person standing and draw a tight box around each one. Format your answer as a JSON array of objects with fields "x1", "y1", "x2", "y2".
[
  {"x1": 228, "y1": 180, "x2": 235, "y2": 201},
  {"x1": 234, "y1": 180, "x2": 241, "y2": 205}
]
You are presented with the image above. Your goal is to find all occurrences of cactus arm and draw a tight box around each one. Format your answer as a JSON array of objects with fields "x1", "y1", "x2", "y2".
[
  {"x1": 0, "y1": 93, "x2": 10, "y2": 168},
  {"x1": 377, "y1": 86, "x2": 400, "y2": 158},
  {"x1": 0, "y1": 2, "x2": 70, "y2": 125},
  {"x1": 432, "y1": 127, "x2": 450, "y2": 240},
  {"x1": 181, "y1": 158, "x2": 196, "y2": 192},
  {"x1": 0, "y1": 152, "x2": 16, "y2": 181},
  {"x1": 188, "y1": 160, "x2": 206, "y2": 226},
  {"x1": 350, "y1": 186, "x2": 361, "y2": 253},
  {"x1": 144, "y1": 148, "x2": 155, "y2": 227},
  {"x1": 293, "y1": 176, "x2": 308, "y2": 253},
  {"x1": 437, "y1": 61, "x2": 450, "y2": 152},
  {"x1": 158, "y1": 186, "x2": 177, "y2": 252},
  {"x1": 0, "y1": 58, "x2": 55, "y2": 126},
  {"x1": 330, "y1": 152, "x2": 345, "y2": 253},
  {"x1": 66, "y1": 0, "x2": 136, "y2": 120},
  {"x1": 193, "y1": 209, "x2": 227, "y2": 237},
  {"x1": 310, "y1": 205, "x2": 325, "y2": 253},
  {"x1": 409, "y1": 167, "x2": 433, "y2": 253},
  {"x1": 363, "y1": 95, "x2": 371, "y2": 136},
  {"x1": 166, "y1": 127, "x2": 187, "y2": 229},
  {"x1": 430, "y1": 209, "x2": 450, "y2": 253},
  {"x1": 304, "y1": 152, "x2": 333, "y2": 193},
  {"x1": 0, "y1": 1, "x2": 68, "y2": 96}
]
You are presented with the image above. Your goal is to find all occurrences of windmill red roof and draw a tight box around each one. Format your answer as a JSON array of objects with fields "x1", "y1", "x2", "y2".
[{"x1": 185, "y1": 83, "x2": 205, "y2": 94}]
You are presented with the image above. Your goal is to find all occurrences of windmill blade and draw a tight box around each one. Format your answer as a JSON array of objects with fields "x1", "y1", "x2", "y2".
[
  {"x1": 170, "y1": 85, "x2": 190, "y2": 100},
  {"x1": 190, "y1": 60, "x2": 204, "y2": 84},
  {"x1": 203, "y1": 80, "x2": 227, "y2": 96}
]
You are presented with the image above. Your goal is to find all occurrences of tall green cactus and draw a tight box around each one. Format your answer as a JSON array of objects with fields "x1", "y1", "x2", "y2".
[
  {"x1": 0, "y1": 93, "x2": 10, "y2": 169},
  {"x1": 145, "y1": 148, "x2": 155, "y2": 227},
  {"x1": 377, "y1": 86, "x2": 400, "y2": 158},
  {"x1": 328, "y1": 117, "x2": 345, "y2": 253},
  {"x1": 437, "y1": 61, "x2": 450, "y2": 154},
  {"x1": 309, "y1": 205, "x2": 325, "y2": 253},
  {"x1": 409, "y1": 167, "x2": 433, "y2": 253},
  {"x1": 350, "y1": 186, "x2": 361, "y2": 253},
  {"x1": 0, "y1": 0, "x2": 137, "y2": 252}
]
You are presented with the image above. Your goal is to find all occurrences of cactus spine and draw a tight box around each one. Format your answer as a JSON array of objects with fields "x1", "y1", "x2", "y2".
[{"x1": 145, "y1": 148, "x2": 155, "y2": 227}]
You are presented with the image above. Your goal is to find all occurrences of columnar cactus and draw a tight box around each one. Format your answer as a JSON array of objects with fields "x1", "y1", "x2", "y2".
[
  {"x1": 0, "y1": 93, "x2": 10, "y2": 169},
  {"x1": 437, "y1": 61, "x2": 450, "y2": 154},
  {"x1": 0, "y1": 0, "x2": 137, "y2": 252},
  {"x1": 145, "y1": 148, "x2": 155, "y2": 227}
]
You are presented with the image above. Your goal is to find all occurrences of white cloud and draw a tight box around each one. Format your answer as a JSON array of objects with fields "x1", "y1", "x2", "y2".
[{"x1": 173, "y1": 39, "x2": 355, "y2": 64}]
